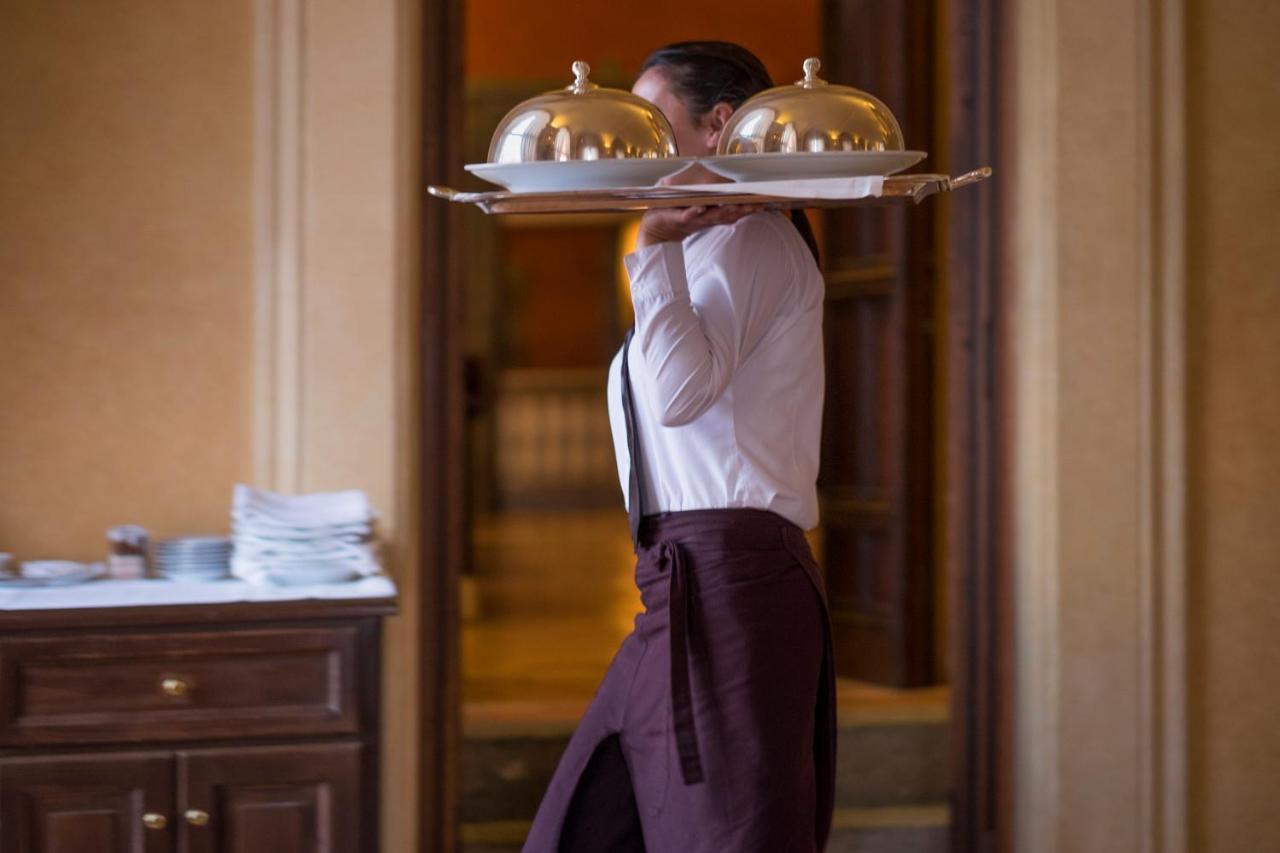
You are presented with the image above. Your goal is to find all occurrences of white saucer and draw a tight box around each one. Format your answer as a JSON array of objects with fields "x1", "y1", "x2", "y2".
[
  {"x1": 466, "y1": 157, "x2": 696, "y2": 192},
  {"x1": 2, "y1": 562, "x2": 106, "y2": 586},
  {"x1": 700, "y1": 151, "x2": 927, "y2": 182}
]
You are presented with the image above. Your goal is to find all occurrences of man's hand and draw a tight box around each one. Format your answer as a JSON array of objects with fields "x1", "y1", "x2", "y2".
[{"x1": 635, "y1": 162, "x2": 763, "y2": 250}]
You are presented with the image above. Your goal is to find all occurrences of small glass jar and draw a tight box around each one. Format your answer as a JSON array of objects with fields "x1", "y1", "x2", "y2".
[{"x1": 106, "y1": 525, "x2": 150, "y2": 580}]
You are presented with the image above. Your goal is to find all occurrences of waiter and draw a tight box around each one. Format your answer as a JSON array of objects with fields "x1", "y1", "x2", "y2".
[{"x1": 523, "y1": 41, "x2": 836, "y2": 853}]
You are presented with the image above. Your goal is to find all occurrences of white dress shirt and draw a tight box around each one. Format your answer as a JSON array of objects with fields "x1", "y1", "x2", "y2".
[{"x1": 606, "y1": 211, "x2": 825, "y2": 530}]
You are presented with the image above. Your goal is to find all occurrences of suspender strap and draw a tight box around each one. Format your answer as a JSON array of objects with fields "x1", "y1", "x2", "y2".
[{"x1": 621, "y1": 326, "x2": 645, "y2": 552}]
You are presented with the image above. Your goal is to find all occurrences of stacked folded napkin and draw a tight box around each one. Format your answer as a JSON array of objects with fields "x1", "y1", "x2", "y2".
[{"x1": 231, "y1": 485, "x2": 381, "y2": 586}]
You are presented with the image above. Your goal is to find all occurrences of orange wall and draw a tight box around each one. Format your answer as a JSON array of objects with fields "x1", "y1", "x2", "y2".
[
  {"x1": 465, "y1": 0, "x2": 820, "y2": 87},
  {"x1": 502, "y1": 225, "x2": 622, "y2": 369}
]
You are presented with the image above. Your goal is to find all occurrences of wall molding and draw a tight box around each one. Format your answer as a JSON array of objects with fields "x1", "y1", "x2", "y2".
[
  {"x1": 250, "y1": 3, "x2": 422, "y2": 850},
  {"x1": 1144, "y1": 0, "x2": 1188, "y2": 849},
  {"x1": 252, "y1": 0, "x2": 305, "y2": 493},
  {"x1": 1011, "y1": 0, "x2": 1061, "y2": 848}
]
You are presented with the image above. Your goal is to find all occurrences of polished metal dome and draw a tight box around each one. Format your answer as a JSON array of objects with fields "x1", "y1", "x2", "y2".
[
  {"x1": 717, "y1": 58, "x2": 905, "y2": 155},
  {"x1": 487, "y1": 61, "x2": 678, "y2": 164}
]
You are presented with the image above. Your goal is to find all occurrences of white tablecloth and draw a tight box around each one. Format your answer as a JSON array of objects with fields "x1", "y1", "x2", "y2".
[{"x1": 0, "y1": 575, "x2": 398, "y2": 611}]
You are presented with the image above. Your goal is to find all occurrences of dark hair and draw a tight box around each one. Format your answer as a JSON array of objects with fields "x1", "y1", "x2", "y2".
[{"x1": 641, "y1": 41, "x2": 821, "y2": 265}]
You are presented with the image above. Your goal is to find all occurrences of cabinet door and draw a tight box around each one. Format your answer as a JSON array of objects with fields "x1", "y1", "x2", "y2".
[
  {"x1": 177, "y1": 743, "x2": 363, "y2": 853},
  {"x1": 0, "y1": 752, "x2": 173, "y2": 853}
]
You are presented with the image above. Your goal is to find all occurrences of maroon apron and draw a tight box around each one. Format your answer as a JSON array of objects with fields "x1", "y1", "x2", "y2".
[
  {"x1": 521, "y1": 508, "x2": 836, "y2": 852},
  {"x1": 522, "y1": 331, "x2": 836, "y2": 851}
]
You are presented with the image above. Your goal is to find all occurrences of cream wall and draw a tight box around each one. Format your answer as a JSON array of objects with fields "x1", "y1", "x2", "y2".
[
  {"x1": 1013, "y1": 0, "x2": 1280, "y2": 851},
  {"x1": 1012, "y1": 1, "x2": 1155, "y2": 850},
  {"x1": 0, "y1": 1, "x2": 256, "y2": 557},
  {"x1": 0, "y1": 3, "x2": 420, "y2": 851},
  {"x1": 1185, "y1": 0, "x2": 1280, "y2": 849}
]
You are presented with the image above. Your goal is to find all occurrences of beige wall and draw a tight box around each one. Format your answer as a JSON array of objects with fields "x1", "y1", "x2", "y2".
[
  {"x1": 0, "y1": 3, "x2": 420, "y2": 851},
  {"x1": 1186, "y1": 0, "x2": 1280, "y2": 849},
  {"x1": 1012, "y1": 0, "x2": 1152, "y2": 848},
  {"x1": 0, "y1": 1, "x2": 256, "y2": 558},
  {"x1": 1013, "y1": 0, "x2": 1280, "y2": 851}
]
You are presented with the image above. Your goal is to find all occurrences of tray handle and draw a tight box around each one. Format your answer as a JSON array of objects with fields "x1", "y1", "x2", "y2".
[{"x1": 948, "y1": 167, "x2": 993, "y2": 190}]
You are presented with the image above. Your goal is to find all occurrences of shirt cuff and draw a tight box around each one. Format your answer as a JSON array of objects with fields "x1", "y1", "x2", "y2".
[{"x1": 624, "y1": 241, "x2": 689, "y2": 305}]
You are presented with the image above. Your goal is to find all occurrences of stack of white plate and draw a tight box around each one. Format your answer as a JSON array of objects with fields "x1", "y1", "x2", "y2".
[
  {"x1": 231, "y1": 485, "x2": 380, "y2": 586},
  {"x1": 152, "y1": 536, "x2": 232, "y2": 581}
]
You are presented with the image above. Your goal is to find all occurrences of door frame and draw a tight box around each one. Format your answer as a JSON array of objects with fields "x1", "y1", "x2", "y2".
[
  {"x1": 941, "y1": 0, "x2": 1014, "y2": 849},
  {"x1": 415, "y1": 1, "x2": 1014, "y2": 850},
  {"x1": 417, "y1": 0, "x2": 465, "y2": 848}
]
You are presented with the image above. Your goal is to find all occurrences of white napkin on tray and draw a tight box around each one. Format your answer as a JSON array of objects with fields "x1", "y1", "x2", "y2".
[{"x1": 662, "y1": 175, "x2": 884, "y2": 200}]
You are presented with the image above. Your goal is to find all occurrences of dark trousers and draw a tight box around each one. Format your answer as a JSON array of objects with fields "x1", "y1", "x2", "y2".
[{"x1": 559, "y1": 733, "x2": 645, "y2": 852}]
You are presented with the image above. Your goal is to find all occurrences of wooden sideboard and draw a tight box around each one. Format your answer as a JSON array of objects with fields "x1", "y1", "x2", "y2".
[{"x1": 0, "y1": 596, "x2": 396, "y2": 853}]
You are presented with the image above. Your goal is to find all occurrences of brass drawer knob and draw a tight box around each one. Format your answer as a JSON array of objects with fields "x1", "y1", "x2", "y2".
[
  {"x1": 184, "y1": 809, "x2": 210, "y2": 827},
  {"x1": 142, "y1": 813, "x2": 168, "y2": 830},
  {"x1": 160, "y1": 677, "x2": 191, "y2": 698}
]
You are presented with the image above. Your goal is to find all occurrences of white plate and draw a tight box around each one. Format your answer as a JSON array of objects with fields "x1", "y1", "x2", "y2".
[
  {"x1": 262, "y1": 566, "x2": 361, "y2": 587},
  {"x1": 157, "y1": 535, "x2": 231, "y2": 547},
  {"x1": 157, "y1": 569, "x2": 232, "y2": 581},
  {"x1": 155, "y1": 563, "x2": 231, "y2": 573},
  {"x1": 155, "y1": 561, "x2": 231, "y2": 572},
  {"x1": 155, "y1": 548, "x2": 230, "y2": 557},
  {"x1": 20, "y1": 560, "x2": 102, "y2": 580},
  {"x1": 466, "y1": 157, "x2": 695, "y2": 192},
  {"x1": 700, "y1": 151, "x2": 927, "y2": 182},
  {"x1": 155, "y1": 549, "x2": 231, "y2": 557},
  {"x1": 1, "y1": 562, "x2": 106, "y2": 586},
  {"x1": 155, "y1": 551, "x2": 231, "y2": 559}
]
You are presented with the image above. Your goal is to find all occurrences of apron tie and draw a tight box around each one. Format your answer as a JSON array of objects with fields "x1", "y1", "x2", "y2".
[{"x1": 659, "y1": 539, "x2": 704, "y2": 785}]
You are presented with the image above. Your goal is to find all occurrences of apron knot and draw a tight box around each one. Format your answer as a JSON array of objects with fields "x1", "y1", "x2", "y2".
[{"x1": 656, "y1": 539, "x2": 676, "y2": 569}]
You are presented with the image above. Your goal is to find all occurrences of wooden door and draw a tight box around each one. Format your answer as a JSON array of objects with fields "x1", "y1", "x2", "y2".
[
  {"x1": 0, "y1": 752, "x2": 173, "y2": 853},
  {"x1": 819, "y1": 0, "x2": 938, "y2": 686},
  {"x1": 177, "y1": 743, "x2": 364, "y2": 853}
]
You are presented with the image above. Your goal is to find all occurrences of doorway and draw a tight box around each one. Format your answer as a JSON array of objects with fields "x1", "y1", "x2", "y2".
[{"x1": 418, "y1": 1, "x2": 1009, "y2": 850}]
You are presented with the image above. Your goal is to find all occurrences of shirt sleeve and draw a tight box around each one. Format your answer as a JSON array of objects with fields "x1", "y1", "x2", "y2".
[{"x1": 623, "y1": 213, "x2": 798, "y2": 427}]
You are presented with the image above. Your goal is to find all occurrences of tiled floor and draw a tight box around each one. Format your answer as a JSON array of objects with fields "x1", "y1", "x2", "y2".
[{"x1": 462, "y1": 509, "x2": 948, "y2": 732}]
